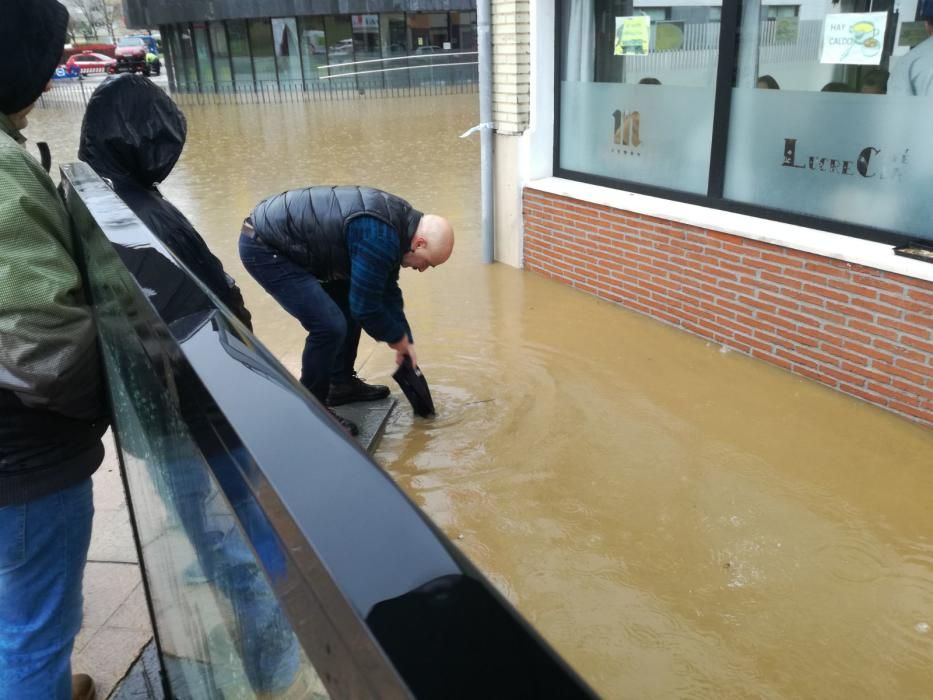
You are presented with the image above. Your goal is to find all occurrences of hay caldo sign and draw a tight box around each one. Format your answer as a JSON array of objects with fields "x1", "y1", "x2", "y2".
[{"x1": 820, "y1": 12, "x2": 888, "y2": 65}]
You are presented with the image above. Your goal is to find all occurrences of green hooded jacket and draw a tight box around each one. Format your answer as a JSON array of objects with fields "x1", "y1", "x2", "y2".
[{"x1": 0, "y1": 112, "x2": 106, "y2": 505}]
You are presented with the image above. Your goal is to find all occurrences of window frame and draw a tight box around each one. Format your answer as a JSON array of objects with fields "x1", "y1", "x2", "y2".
[{"x1": 552, "y1": 0, "x2": 918, "y2": 247}]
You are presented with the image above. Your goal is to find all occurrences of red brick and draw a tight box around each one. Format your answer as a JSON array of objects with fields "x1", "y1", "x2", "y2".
[
  {"x1": 784, "y1": 268, "x2": 834, "y2": 286},
  {"x1": 908, "y1": 288, "x2": 933, "y2": 305},
  {"x1": 804, "y1": 261, "x2": 849, "y2": 278},
  {"x1": 762, "y1": 251, "x2": 804, "y2": 268},
  {"x1": 826, "y1": 342, "x2": 871, "y2": 365},
  {"x1": 825, "y1": 302, "x2": 874, "y2": 323},
  {"x1": 850, "y1": 319, "x2": 898, "y2": 341},
  {"x1": 875, "y1": 362, "x2": 925, "y2": 385},
  {"x1": 901, "y1": 335, "x2": 933, "y2": 356},
  {"x1": 851, "y1": 297, "x2": 904, "y2": 319},
  {"x1": 802, "y1": 283, "x2": 849, "y2": 304},
  {"x1": 744, "y1": 257, "x2": 783, "y2": 274},
  {"x1": 783, "y1": 287, "x2": 825, "y2": 306},
  {"x1": 839, "y1": 383, "x2": 888, "y2": 405},
  {"x1": 893, "y1": 356, "x2": 933, "y2": 379},
  {"x1": 737, "y1": 295, "x2": 777, "y2": 314},
  {"x1": 878, "y1": 293, "x2": 930, "y2": 314},
  {"x1": 822, "y1": 365, "x2": 866, "y2": 386},
  {"x1": 905, "y1": 311, "x2": 933, "y2": 324},
  {"x1": 797, "y1": 345, "x2": 842, "y2": 367},
  {"x1": 825, "y1": 324, "x2": 872, "y2": 344},
  {"x1": 887, "y1": 401, "x2": 933, "y2": 424},
  {"x1": 890, "y1": 379, "x2": 933, "y2": 403},
  {"x1": 877, "y1": 317, "x2": 931, "y2": 340},
  {"x1": 796, "y1": 366, "x2": 829, "y2": 384},
  {"x1": 756, "y1": 311, "x2": 797, "y2": 332},
  {"x1": 808, "y1": 307, "x2": 848, "y2": 325},
  {"x1": 840, "y1": 361, "x2": 892, "y2": 385},
  {"x1": 733, "y1": 333, "x2": 773, "y2": 353},
  {"x1": 873, "y1": 338, "x2": 925, "y2": 364},
  {"x1": 760, "y1": 271, "x2": 804, "y2": 290},
  {"x1": 852, "y1": 273, "x2": 905, "y2": 295}
]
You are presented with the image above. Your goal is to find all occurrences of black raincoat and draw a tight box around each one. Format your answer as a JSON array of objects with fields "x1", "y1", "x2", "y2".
[{"x1": 78, "y1": 75, "x2": 252, "y2": 329}]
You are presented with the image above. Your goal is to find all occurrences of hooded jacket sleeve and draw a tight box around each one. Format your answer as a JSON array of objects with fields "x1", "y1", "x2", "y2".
[{"x1": 0, "y1": 139, "x2": 104, "y2": 421}]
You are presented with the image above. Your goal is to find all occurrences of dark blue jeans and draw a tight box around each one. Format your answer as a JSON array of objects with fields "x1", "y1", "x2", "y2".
[
  {"x1": 239, "y1": 234, "x2": 360, "y2": 403},
  {"x1": 0, "y1": 479, "x2": 94, "y2": 699}
]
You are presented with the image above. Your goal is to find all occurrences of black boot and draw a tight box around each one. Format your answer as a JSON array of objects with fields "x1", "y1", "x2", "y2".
[
  {"x1": 326, "y1": 374, "x2": 390, "y2": 406},
  {"x1": 327, "y1": 408, "x2": 359, "y2": 437}
]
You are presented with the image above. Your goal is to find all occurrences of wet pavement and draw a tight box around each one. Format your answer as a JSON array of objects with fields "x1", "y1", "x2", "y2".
[{"x1": 27, "y1": 95, "x2": 933, "y2": 698}]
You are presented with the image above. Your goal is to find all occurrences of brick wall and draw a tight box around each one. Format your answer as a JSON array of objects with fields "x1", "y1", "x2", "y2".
[
  {"x1": 523, "y1": 187, "x2": 933, "y2": 428},
  {"x1": 492, "y1": 0, "x2": 530, "y2": 134}
]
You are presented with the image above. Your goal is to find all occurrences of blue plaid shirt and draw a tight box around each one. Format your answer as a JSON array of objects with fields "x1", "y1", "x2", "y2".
[{"x1": 346, "y1": 215, "x2": 412, "y2": 344}]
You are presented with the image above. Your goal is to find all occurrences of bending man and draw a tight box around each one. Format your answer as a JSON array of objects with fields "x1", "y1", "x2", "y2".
[{"x1": 239, "y1": 186, "x2": 454, "y2": 435}]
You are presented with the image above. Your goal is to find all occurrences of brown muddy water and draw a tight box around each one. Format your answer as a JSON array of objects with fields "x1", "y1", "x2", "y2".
[{"x1": 29, "y1": 96, "x2": 933, "y2": 698}]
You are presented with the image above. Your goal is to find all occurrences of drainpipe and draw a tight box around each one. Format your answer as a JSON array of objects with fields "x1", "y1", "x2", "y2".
[{"x1": 478, "y1": 0, "x2": 495, "y2": 263}]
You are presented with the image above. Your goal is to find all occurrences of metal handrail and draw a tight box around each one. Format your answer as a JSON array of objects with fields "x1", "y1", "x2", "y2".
[
  {"x1": 317, "y1": 50, "x2": 479, "y2": 70},
  {"x1": 319, "y1": 61, "x2": 479, "y2": 80}
]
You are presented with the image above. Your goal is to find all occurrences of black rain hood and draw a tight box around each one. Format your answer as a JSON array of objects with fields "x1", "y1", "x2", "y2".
[
  {"x1": 78, "y1": 74, "x2": 252, "y2": 330},
  {"x1": 0, "y1": 0, "x2": 69, "y2": 115},
  {"x1": 78, "y1": 74, "x2": 187, "y2": 187}
]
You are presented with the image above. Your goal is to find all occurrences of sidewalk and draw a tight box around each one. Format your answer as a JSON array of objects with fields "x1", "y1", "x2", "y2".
[{"x1": 73, "y1": 432, "x2": 152, "y2": 698}]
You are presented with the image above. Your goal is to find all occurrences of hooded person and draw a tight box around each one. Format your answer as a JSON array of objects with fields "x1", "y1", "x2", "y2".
[
  {"x1": 78, "y1": 74, "x2": 253, "y2": 329},
  {"x1": 0, "y1": 1, "x2": 106, "y2": 698}
]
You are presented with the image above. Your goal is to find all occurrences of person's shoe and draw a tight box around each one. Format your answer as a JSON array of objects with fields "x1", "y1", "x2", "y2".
[
  {"x1": 72, "y1": 674, "x2": 96, "y2": 700},
  {"x1": 326, "y1": 375, "x2": 390, "y2": 406},
  {"x1": 327, "y1": 408, "x2": 359, "y2": 437}
]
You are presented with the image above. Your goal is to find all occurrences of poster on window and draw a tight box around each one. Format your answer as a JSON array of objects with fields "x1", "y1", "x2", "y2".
[
  {"x1": 615, "y1": 16, "x2": 650, "y2": 56},
  {"x1": 820, "y1": 12, "x2": 888, "y2": 65}
]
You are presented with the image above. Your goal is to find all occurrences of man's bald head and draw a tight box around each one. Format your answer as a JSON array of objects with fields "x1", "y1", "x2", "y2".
[{"x1": 402, "y1": 214, "x2": 455, "y2": 272}]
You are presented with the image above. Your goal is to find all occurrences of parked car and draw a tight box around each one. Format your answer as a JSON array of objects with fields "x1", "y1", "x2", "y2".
[
  {"x1": 114, "y1": 35, "x2": 161, "y2": 76},
  {"x1": 62, "y1": 51, "x2": 116, "y2": 77}
]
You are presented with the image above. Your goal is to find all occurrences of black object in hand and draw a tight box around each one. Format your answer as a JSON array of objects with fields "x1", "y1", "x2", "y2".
[{"x1": 392, "y1": 356, "x2": 435, "y2": 418}]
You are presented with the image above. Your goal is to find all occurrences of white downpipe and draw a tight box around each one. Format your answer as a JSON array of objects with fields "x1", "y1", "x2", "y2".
[{"x1": 478, "y1": 0, "x2": 495, "y2": 263}]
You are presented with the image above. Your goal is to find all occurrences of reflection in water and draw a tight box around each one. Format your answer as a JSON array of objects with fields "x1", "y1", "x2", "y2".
[{"x1": 30, "y1": 97, "x2": 933, "y2": 698}]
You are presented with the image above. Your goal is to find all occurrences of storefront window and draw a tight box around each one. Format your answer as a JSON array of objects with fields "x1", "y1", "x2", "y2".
[
  {"x1": 192, "y1": 23, "x2": 214, "y2": 88},
  {"x1": 723, "y1": 0, "x2": 933, "y2": 241},
  {"x1": 227, "y1": 20, "x2": 253, "y2": 87},
  {"x1": 408, "y1": 13, "x2": 451, "y2": 86},
  {"x1": 380, "y1": 13, "x2": 410, "y2": 89},
  {"x1": 451, "y1": 11, "x2": 478, "y2": 50},
  {"x1": 324, "y1": 15, "x2": 356, "y2": 89},
  {"x1": 298, "y1": 16, "x2": 327, "y2": 86},
  {"x1": 248, "y1": 18, "x2": 276, "y2": 83},
  {"x1": 352, "y1": 14, "x2": 384, "y2": 90},
  {"x1": 558, "y1": 0, "x2": 721, "y2": 194},
  {"x1": 209, "y1": 22, "x2": 232, "y2": 84},
  {"x1": 272, "y1": 18, "x2": 302, "y2": 85}
]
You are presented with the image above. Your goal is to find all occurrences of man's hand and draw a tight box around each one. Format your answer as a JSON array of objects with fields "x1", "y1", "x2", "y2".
[{"x1": 389, "y1": 336, "x2": 418, "y2": 368}]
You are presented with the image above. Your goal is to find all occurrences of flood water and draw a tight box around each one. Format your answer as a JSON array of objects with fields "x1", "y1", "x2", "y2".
[{"x1": 29, "y1": 96, "x2": 933, "y2": 698}]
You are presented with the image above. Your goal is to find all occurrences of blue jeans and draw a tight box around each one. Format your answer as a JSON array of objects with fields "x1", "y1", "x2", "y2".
[
  {"x1": 0, "y1": 479, "x2": 94, "y2": 700},
  {"x1": 239, "y1": 233, "x2": 360, "y2": 402}
]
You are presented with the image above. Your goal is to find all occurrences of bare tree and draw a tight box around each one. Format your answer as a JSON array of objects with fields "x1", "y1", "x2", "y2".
[{"x1": 65, "y1": 0, "x2": 118, "y2": 43}]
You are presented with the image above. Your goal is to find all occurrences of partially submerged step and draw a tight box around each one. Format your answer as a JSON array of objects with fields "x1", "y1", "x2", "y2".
[{"x1": 332, "y1": 396, "x2": 397, "y2": 453}]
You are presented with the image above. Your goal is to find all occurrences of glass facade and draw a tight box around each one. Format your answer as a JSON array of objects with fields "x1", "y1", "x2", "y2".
[
  {"x1": 557, "y1": 0, "x2": 933, "y2": 243},
  {"x1": 163, "y1": 11, "x2": 478, "y2": 94}
]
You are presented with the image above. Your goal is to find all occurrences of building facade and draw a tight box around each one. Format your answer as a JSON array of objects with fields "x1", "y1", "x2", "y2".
[
  {"x1": 124, "y1": 0, "x2": 478, "y2": 92},
  {"x1": 493, "y1": 0, "x2": 933, "y2": 427}
]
